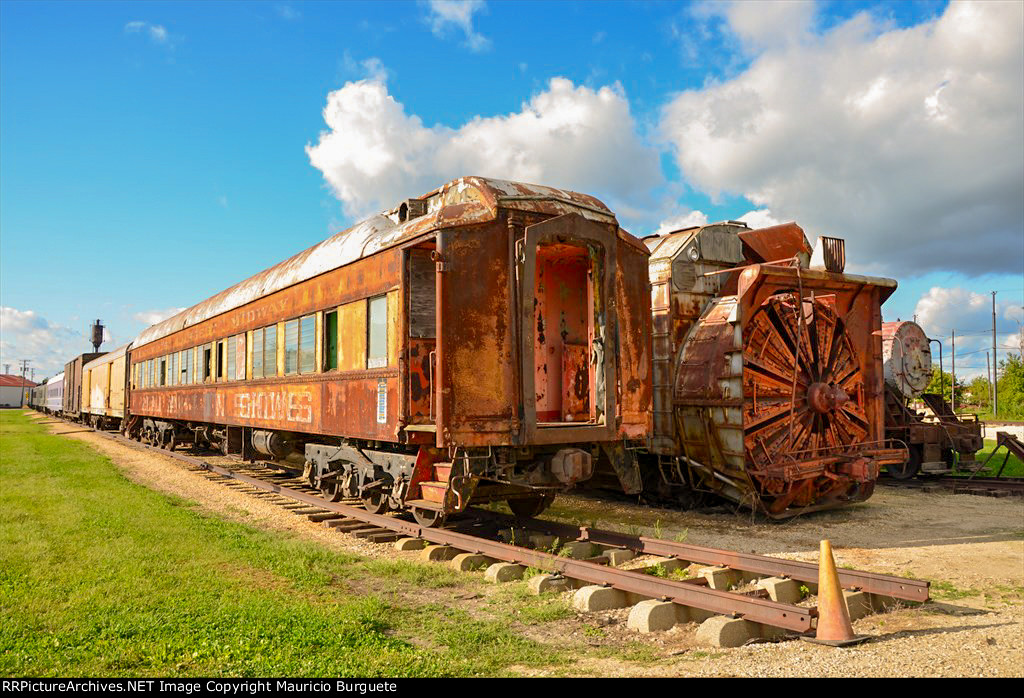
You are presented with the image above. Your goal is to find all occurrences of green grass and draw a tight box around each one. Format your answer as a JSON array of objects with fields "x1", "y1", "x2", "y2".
[
  {"x1": 0, "y1": 411, "x2": 568, "y2": 677},
  {"x1": 968, "y1": 438, "x2": 1024, "y2": 477}
]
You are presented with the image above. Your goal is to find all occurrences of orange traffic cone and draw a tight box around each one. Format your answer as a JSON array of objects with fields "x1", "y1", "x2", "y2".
[{"x1": 803, "y1": 539, "x2": 868, "y2": 646}]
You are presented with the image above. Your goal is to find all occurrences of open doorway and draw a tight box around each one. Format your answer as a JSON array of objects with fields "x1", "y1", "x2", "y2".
[{"x1": 533, "y1": 242, "x2": 595, "y2": 424}]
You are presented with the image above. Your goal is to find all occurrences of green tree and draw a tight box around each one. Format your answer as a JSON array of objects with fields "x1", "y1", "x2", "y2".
[
  {"x1": 995, "y1": 353, "x2": 1024, "y2": 419},
  {"x1": 924, "y1": 368, "x2": 965, "y2": 406},
  {"x1": 966, "y1": 375, "x2": 991, "y2": 408}
]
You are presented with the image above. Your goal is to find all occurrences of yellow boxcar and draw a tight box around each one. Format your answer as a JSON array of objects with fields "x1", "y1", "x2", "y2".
[{"x1": 82, "y1": 344, "x2": 128, "y2": 429}]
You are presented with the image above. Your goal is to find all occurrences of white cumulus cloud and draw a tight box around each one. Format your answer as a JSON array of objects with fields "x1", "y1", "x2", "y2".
[
  {"x1": 0, "y1": 308, "x2": 92, "y2": 379},
  {"x1": 306, "y1": 74, "x2": 663, "y2": 224},
  {"x1": 661, "y1": 1, "x2": 1024, "y2": 276},
  {"x1": 124, "y1": 20, "x2": 177, "y2": 47},
  {"x1": 911, "y1": 287, "x2": 1022, "y2": 379},
  {"x1": 654, "y1": 207, "x2": 779, "y2": 236},
  {"x1": 424, "y1": 0, "x2": 491, "y2": 52},
  {"x1": 132, "y1": 307, "x2": 186, "y2": 327}
]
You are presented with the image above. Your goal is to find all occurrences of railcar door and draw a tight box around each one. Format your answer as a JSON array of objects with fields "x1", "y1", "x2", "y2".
[
  {"x1": 519, "y1": 213, "x2": 618, "y2": 445},
  {"x1": 406, "y1": 246, "x2": 437, "y2": 427}
]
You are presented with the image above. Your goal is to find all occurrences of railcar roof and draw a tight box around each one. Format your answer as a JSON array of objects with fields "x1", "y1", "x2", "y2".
[
  {"x1": 84, "y1": 343, "x2": 129, "y2": 370},
  {"x1": 46, "y1": 372, "x2": 65, "y2": 385},
  {"x1": 132, "y1": 177, "x2": 618, "y2": 348}
]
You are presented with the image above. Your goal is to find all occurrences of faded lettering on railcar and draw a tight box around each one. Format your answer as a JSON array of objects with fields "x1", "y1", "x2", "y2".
[{"x1": 236, "y1": 390, "x2": 313, "y2": 424}]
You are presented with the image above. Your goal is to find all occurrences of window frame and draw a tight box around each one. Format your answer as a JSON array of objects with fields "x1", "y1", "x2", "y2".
[{"x1": 367, "y1": 295, "x2": 388, "y2": 369}]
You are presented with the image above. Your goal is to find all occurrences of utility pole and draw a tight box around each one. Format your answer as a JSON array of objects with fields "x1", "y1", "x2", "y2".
[
  {"x1": 18, "y1": 359, "x2": 31, "y2": 407},
  {"x1": 951, "y1": 329, "x2": 956, "y2": 412},
  {"x1": 992, "y1": 291, "x2": 998, "y2": 417},
  {"x1": 987, "y1": 352, "x2": 992, "y2": 411},
  {"x1": 3, "y1": 363, "x2": 9, "y2": 375}
]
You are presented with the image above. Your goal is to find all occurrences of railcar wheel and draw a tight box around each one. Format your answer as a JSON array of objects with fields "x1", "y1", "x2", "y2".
[
  {"x1": 320, "y1": 480, "x2": 345, "y2": 503},
  {"x1": 508, "y1": 494, "x2": 554, "y2": 519},
  {"x1": 411, "y1": 506, "x2": 447, "y2": 528},
  {"x1": 361, "y1": 490, "x2": 390, "y2": 515},
  {"x1": 887, "y1": 444, "x2": 922, "y2": 480}
]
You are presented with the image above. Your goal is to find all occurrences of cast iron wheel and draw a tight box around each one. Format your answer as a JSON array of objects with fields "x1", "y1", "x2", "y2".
[
  {"x1": 508, "y1": 494, "x2": 554, "y2": 519},
  {"x1": 887, "y1": 444, "x2": 922, "y2": 480},
  {"x1": 320, "y1": 479, "x2": 345, "y2": 503},
  {"x1": 361, "y1": 489, "x2": 390, "y2": 515},
  {"x1": 411, "y1": 506, "x2": 447, "y2": 528}
]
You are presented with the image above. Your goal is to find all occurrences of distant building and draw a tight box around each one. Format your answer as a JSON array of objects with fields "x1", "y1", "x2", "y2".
[{"x1": 0, "y1": 374, "x2": 37, "y2": 408}]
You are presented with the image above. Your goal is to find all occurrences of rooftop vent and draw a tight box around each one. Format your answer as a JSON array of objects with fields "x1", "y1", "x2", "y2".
[
  {"x1": 398, "y1": 198, "x2": 428, "y2": 223},
  {"x1": 809, "y1": 236, "x2": 846, "y2": 273}
]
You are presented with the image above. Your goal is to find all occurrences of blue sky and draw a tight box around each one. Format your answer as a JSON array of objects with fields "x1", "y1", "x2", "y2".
[{"x1": 1, "y1": 0, "x2": 1021, "y2": 378}]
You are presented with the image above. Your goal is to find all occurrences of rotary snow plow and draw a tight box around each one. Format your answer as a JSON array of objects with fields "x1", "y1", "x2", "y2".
[{"x1": 643, "y1": 221, "x2": 907, "y2": 518}]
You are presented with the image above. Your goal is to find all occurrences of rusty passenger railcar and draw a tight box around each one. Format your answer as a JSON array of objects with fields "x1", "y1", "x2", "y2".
[
  {"x1": 640, "y1": 221, "x2": 906, "y2": 517},
  {"x1": 125, "y1": 177, "x2": 652, "y2": 525}
]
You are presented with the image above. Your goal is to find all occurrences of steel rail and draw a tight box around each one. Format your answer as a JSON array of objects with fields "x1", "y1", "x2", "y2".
[
  {"x1": 467, "y1": 509, "x2": 929, "y2": 603},
  {"x1": 881, "y1": 476, "x2": 1024, "y2": 497},
  {"x1": 96, "y1": 431, "x2": 815, "y2": 632}
]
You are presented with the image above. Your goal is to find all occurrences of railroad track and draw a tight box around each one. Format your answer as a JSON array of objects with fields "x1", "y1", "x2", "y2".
[
  {"x1": 52, "y1": 419, "x2": 932, "y2": 645},
  {"x1": 881, "y1": 475, "x2": 1024, "y2": 498}
]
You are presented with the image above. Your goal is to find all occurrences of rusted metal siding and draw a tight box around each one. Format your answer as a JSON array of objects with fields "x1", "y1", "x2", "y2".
[
  {"x1": 132, "y1": 250, "x2": 402, "y2": 362},
  {"x1": 438, "y1": 222, "x2": 518, "y2": 445},
  {"x1": 127, "y1": 177, "x2": 652, "y2": 456},
  {"x1": 615, "y1": 234, "x2": 653, "y2": 439},
  {"x1": 130, "y1": 249, "x2": 403, "y2": 440}
]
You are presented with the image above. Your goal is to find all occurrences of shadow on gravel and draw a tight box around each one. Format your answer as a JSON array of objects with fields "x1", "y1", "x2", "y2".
[
  {"x1": 868, "y1": 621, "x2": 1015, "y2": 642},
  {"x1": 921, "y1": 602, "x2": 992, "y2": 617}
]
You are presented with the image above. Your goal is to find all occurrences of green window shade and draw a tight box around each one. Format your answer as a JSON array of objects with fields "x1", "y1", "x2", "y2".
[
  {"x1": 325, "y1": 311, "x2": 338, "y2": 371},
  {"x1": 299, "y1": 315, "x2": 315, "y2": 374}
]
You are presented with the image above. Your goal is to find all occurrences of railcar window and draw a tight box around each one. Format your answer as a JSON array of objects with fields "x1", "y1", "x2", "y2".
[
  {"x1": 203, "y1": 345, "x2": 213, "y2": 382},
  {"x1": 148, "y1": 359, "x2": 154, "y2": 388},
  {"x1": 169, "y1": 354, "x2": 177, "y2": 386},
  {"x1": 185, "y1": 348, "x2": 193, "y2": 384},
  {"x1": 324, "y1": 311, "x2": 338, "y2": 371},
  {"x1": 234, "y1": 334, "x2": 246, "y2": 380},
  {"x1": 409, "y1": 249, "x2": 436, "y2": 339},
  {"x1": 226, "y1": 337, "x2": 236, "y2": 382},
  {"x1": 253, "y1": 328, "x2": 264, "y2": 379},
  {"x1": 300, "y1": 315, "x2": 315, "y2": 374},
  {"x1": 264, "y1": 325, "x2": 278, "y2": 377},
  {"x1": 216, "y1": 341, "x2": 225, "y2": 381},
  {"x1": 368, "y1": 296, "x2": 387, "y2": 368},
  {"x1": 284, "y1": 319, "x2": 299, "y2": 375}
]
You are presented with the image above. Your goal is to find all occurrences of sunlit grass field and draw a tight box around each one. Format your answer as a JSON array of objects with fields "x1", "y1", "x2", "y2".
[{"x1": 0, "y1": 410, "x2": 578, "y2": 677}]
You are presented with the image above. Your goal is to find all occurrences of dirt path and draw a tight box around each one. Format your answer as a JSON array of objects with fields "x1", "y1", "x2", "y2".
[{"x1": 32, "y1": 411, "x2": 1024, "y2": 677}]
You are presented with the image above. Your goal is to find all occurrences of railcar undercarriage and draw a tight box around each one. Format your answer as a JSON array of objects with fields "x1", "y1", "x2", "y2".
[{"x1": 124, "y1": 417, "x2": 601, "y2": 526}]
